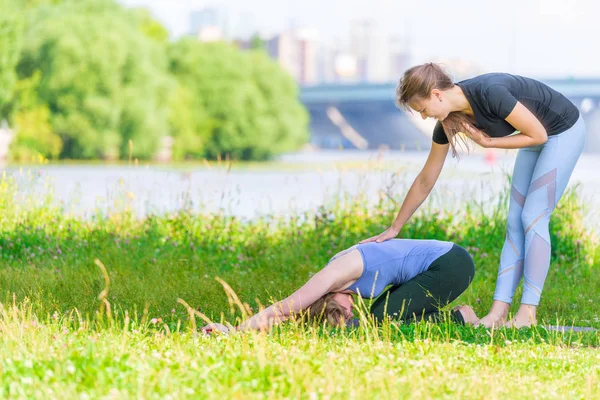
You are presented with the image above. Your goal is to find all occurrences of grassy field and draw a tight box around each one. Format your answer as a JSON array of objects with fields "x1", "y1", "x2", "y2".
[{"x1": 0, "y1": 170, "x2": 598, "y2": 398}]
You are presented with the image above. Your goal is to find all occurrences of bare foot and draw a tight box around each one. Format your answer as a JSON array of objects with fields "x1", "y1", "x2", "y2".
[
  {"x1": 504, "y1": 304, "x2": 537, "y2": 328},
  {"x1": 476, "y1": 313, "x2": 507, "y2": 328},
  {"x1": 474, "y1": 300, "x2": 510, "y2": 328},
  {"x1": 454, "y1": 305, "x2": 479, "y2": 325}
]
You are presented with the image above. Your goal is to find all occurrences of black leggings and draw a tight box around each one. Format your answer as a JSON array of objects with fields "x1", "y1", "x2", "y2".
[{"x1": 369, "y1": 244, "x2": 475, "y2": 324}]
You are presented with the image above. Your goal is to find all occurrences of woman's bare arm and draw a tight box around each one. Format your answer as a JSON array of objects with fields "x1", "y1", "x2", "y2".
[
  {"x1": 464, "y1": 102, "x2": 548, "y2": 149},
  {"x1": 236, "y1": 252, "x2": 361, "y2": 331},
  {"x1": 360, "y1": 142, "x2": 449, "y2": 243}
]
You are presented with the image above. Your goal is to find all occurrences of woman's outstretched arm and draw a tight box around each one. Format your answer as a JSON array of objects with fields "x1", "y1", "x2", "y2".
[
  {"x1": 236, "y1": 256, "x2": 357, "y2": 331},
  {"x1": 360, "y1": 142, "x2": 449, "y2": 244}
]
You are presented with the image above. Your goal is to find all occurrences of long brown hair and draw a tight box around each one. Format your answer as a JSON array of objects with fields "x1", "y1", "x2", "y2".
[
  {"x1": 396, "y1": 62, "x2": 476, "y2": 157},
  {"x1": 304, "y1": 293, "x2": 346, "y2": 326}
]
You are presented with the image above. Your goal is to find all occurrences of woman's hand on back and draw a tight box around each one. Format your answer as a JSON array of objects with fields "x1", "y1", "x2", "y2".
[
  {"x1": 359, "y1": 226, "x2": 400, "y2": 244},
  {"x1": 360, "y1": 143, "x2": 448, "y2": 246}
]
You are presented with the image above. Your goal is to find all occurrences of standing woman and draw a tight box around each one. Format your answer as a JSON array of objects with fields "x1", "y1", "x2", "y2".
[{"x1": 361, "y1": 63, "x2": 586, "y2": 328}]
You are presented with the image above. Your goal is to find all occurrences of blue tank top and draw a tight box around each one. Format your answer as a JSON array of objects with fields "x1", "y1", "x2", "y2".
[{"x1": 347, "y1": 239, "x2": 453, "y2": 298}]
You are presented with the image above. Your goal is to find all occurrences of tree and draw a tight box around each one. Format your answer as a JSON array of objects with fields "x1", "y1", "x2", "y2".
[
  {"x1": 16, "y1": 0, "x2": 171, "y2": 160},
  {"x1": 246, "y1": 49, "x2": 309, "y2": 157},
  {"x1": 9, "y1": 72, "x2": 62, "y2": 161},
  {"x1": 168, "y1": 39, "x2": 308, "y2": 160},
  {"x1": 132, "y1": 7, "x2": 170, "y2": 44},
  {"x1": 250, "y1": 34, "x2": 265, "y2": 50},
  {"x1": 167, "y1": 85, "x2": 214, "y2": 160},
  {"x1": 0, "y1": 1, "x2": 23, "y2": 116}
]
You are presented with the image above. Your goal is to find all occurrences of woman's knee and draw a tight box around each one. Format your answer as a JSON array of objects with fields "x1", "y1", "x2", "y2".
[
  {"x1": 450, "y1": 249, "x2": 475, "y2": 295},
  {"x1": 507, "y1": 214, "x2": 524, "y2": 235},
  {"x1": 520, "y1": 205, "x2": 551, "y2": 232},
  {"x1": 458, "y1": 264, "x2": 475, "y2": 295},
  {"x1": 465, "y1": 257, "x2": 475, "y2": 283},
  {"x1": 454, "y1": 246, "x2": 475, "y2": 281}
]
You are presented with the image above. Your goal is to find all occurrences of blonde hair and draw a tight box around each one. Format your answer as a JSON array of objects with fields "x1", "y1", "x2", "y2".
[
  {"x1": 305, "y1": 293, "x2": 347, "y2": 326},
  {"x1": 396, "y1": 62, "x2": 477, "y2": 157}
]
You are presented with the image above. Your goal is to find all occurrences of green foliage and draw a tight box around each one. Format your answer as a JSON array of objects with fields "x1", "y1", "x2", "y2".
[
  {"x1": 8, "y1": 72, "x2": 62, "y2": 161},
  {"x1": 0, "y1": 0, "x2": 23, "y2": 115},
  {"x1": 16, "y1": 0, "x2": 170, "y2": 160},
  {"x1": 21, "y1": 0, "x2": 67, "y2": 7},
  {"x1": 167, "y1": 85, "x2": 214, "y2": 160},
  {"x1": 0, "y1": 174, "x2": 598, "y2": 397},
  {"x1": 250, "y1": 34, "x2": 265, "y2": 50},
  {"x1": 132, "y1": 7, "x2": 169, "y2": 43},
  {"x1": 168, "y1": 39, "x2": 309, "y2": 160},
  {"x1": 10, "y1": 106, "x2": 62, "y2": 161},
  {"x1": 0, "y1": 172, "x2": 597, "y2": 330},
  {"x1": 0, "y1": 301, "x2": 597, "y2": 398},
  {"x1": 2, "y1": 0, "x2": 309, "y2": 161}
]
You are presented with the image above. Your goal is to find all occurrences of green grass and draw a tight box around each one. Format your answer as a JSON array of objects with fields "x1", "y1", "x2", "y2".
[
  {"x1": 1, "y1": 303, "x2": 599, "y2": 399},
  {"x1": 0, "y1": 171, "x2": 599, "y2": 398}
]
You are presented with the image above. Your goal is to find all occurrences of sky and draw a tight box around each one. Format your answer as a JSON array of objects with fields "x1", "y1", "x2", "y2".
[{"x1": 119, "y1": 0, "x2": 600, "y2": 78}]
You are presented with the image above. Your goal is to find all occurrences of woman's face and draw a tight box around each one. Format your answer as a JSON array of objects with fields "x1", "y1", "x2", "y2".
[
  {"x1": 408, "y1": 90, "x2": 451, "y2": 121},
  {"x1": 332, "y1": 292, "x2": 354, "y2": 320}
]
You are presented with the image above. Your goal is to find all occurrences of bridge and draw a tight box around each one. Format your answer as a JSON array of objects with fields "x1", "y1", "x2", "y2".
[{"x1": 299, "y1": 79, "x2": 600, "y2": 152}]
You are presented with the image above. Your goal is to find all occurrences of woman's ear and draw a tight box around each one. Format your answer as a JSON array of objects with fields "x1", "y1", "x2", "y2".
[{"x1": 431, "y1": 88, "x2": 443, "y2": 102}]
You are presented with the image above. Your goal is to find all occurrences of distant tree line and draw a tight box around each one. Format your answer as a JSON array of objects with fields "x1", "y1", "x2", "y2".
[{"x1": 0, "y1": 0, "x2": 309, "y2": 161}]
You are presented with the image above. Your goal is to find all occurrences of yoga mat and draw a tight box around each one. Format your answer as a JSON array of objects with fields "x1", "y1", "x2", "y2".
[{"x1": 542, "y1": 325, "x2": 597, "y2": 333}]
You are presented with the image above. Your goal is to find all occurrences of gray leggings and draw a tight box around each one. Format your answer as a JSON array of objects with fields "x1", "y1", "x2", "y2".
[{"x1": 494, "y1": 115, "x2": 586, "y2": 306}]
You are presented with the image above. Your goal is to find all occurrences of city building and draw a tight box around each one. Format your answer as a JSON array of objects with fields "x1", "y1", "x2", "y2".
[
  {"x1": 266, "y1": 28, "x2": 320, "y2": 85},
  {"x1": 350, "y1": 20, "x2": 391, "y2": 83}
]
